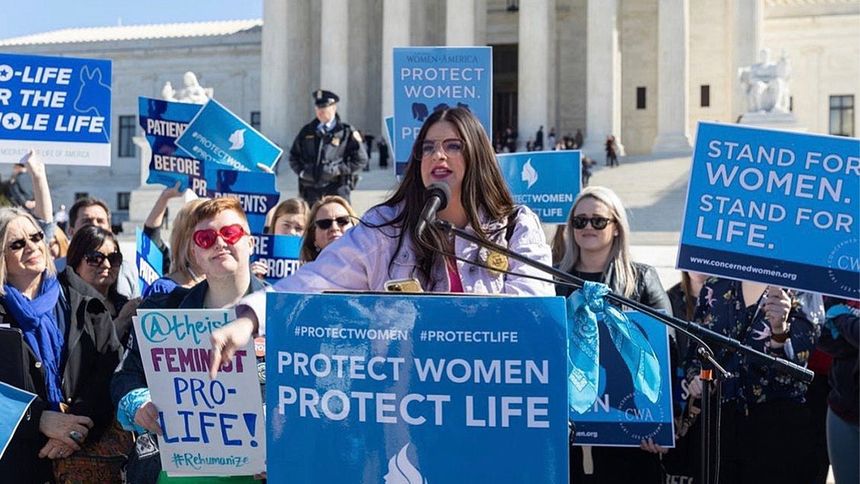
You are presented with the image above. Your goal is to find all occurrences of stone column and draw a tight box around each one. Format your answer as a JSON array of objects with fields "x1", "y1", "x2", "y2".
[
  {"x1": 517, "y1": 0, "x2": 554, "y2": 151},
  {"x1": 446, "y1": 0, "x2": 476, "y2": 46},
  {"x1": 732, "y1": 0, "x2": 762, "y2": 119},
  {"x1": 320, "y1": 0, "x2": 350, "y2": 117},
  {"x1": 652, "y1": 0, "x2": 692, "y2": 154},
  {"x1": 261, "y1": 0, "x2": 290, "y2": 150},
  {"x1": 582, "y1": 0, "x2": 625, "y2": 158},
  {"x1": 382, "y1": 0, "x2": 410, "y2": 135}
]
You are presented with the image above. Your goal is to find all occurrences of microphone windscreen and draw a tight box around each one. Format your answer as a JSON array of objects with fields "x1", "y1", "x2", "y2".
[{"x1": 425, "y1": 182, "x2": 451, "y2": 210}]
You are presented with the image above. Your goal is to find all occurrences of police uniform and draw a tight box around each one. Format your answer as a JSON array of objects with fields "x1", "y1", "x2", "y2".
[{"x1": 289, "y1": 90, "x2": 368, "y2": 205}]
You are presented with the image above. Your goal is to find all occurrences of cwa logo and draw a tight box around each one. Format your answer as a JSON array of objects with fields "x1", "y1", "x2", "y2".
[
  {"x1": 521, "y1": 158, "x2": 538, "y2": 189},
  {"x1": 384, "y1": 443, "x2": 428, "y2": 484},
  {"x1": 228, "y1": 128, "x2": 246, "y2": 150}
]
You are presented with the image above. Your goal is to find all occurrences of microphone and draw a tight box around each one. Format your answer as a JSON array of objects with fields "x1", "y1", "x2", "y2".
[{"x1": 416, "y1": 182, "x2": 451, "y2": 238}]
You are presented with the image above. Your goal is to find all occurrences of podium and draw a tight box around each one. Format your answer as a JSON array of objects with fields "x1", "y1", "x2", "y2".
[{"x1": 265, "y1": 292, "x2": 568, "y2": 484}]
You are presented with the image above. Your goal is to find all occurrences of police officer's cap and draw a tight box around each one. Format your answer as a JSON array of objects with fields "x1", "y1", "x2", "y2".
[{"x1": 313, "y1": 89, "x2": 339, "y2": 108}]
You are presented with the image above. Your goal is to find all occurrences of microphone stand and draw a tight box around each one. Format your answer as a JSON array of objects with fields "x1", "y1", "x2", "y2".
[{"x1": 434, "y1": 219, "x2": 813, "y2": 484}]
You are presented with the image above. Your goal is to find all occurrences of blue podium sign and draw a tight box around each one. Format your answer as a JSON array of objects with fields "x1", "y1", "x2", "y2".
[
  {"x1": 250, "y1": 234, "x2": 301, "y2": 284},
  {"x1": 498, "y1": 150, "x2": 582, "y2": 224},
  {"x1": 138, "y1": 96, "x2": 203, "y2": 191},
  {"x1": 176, "y1": 99, "x2": 282, "y2": 173},
  {"x1": 266, "y1": 293, "x2": 568, "y2": 483},
  {"x1": 678, "y1": 122, "x2": 860, "y2": 299},
  {"x1": 0, "y1": 53, "x2": 112, "y2": 166},
  {"x1": 569, "y1": 311, "x2": 674, "y2": 448},
  {"x1": 393, "y1": 47, "x2": 492, "y2": 176}
]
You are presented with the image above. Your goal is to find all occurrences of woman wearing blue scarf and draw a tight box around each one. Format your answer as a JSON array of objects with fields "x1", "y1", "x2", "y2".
[{"x1": 0, "y1": 207, "x2": 121, "y2": 483}]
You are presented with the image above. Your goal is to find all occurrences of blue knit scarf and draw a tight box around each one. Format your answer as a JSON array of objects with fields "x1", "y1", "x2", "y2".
[{"x1": 3, "y1": 274, "x2": 64, "y2": 409}]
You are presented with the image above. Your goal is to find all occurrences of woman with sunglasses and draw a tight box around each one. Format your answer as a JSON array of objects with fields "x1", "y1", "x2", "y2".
[
  {"x1": 301, "y1": 195, "x2": 357, "y2": 262},
  {"x1": 209, "y1": 107, "x2": 553, "y2": 378},
  {"x1": 557, "y1": 186, "x2": 671, "y2": 484},
  {"x1": 0, "y1": 207, "x2": 121, "y2": 483},
  {"x1": 112, "y1": 197, "x2": 265, "y2": 483}
]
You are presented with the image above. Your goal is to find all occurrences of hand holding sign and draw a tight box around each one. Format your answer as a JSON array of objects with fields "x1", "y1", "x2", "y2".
[{"x1": 763, "y1": 286, "x2": 791, "y2": 333}]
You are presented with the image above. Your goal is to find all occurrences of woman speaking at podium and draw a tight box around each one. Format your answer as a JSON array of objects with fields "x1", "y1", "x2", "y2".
[{"x1": 209, "y1": 107, "x2": 553, "y2": 374}]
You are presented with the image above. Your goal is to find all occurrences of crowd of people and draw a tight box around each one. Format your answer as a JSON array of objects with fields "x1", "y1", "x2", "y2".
[{"x1": 0, "y1": 106, "x2": 855, "y2": 484}]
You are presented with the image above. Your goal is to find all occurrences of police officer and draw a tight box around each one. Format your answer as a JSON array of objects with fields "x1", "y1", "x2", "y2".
[{"x1": 289, "y1": 90, "x2": 368, "y2": 205}]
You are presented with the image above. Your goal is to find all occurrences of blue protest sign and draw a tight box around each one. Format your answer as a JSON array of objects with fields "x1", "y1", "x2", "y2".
[
  {"x1": 250, "y1": 234, "x2": 301, "y2": 284},
  {"x1": 569, "y1": 311, "x2": 674, "y2": 448},
  {"x1": 136, "y1": 228, "x2": 164, "y2": 295},
  {"x1": 393, "y1": 47, "x2": 492, "y2": 176},
  {"x1": 139, "y1": 96, "x2": 204, "y2": 191},
  {"x1": 678, "y1": 122, "x2": 860, "y2": 299},
  {"x1": 0, "y1": 53, "x2": 112, "y2": 166},
  {"x1": 0, "y1": 381, "x2": 36, "y2": 459},
  {"x1": 266, "y1": 293, "x2": 568, "y2": 483},
  {"x1": 176, "y1": 99, "x2": 282, "y2": 173},
  {"x1": 204, "y1": 170, "x2": 280, "y2": 234},
  {"x1": 498, "y1": 150, "x2": 582, "y2": 223},
  {"x1": 133, "y1": 309, "x2": 265, "y2": 476}
]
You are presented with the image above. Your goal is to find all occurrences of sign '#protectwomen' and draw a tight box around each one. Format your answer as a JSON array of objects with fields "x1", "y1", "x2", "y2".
[
  {"x1": 498, "y1": 150, "x2": 582, "y2": 224},
  {"x1": 266, "y1": 293, "x2": 568, "y2": 483}
]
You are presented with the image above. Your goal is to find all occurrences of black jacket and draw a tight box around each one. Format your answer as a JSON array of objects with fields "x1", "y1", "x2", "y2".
[
  {"x1": 288, "y1": 116, "x2": 368, "y2": 190},
  {"x1": 0, "y1": 269, "x2": 121, "y2": 483},
  {"x1": 557, "y1": 261, "x2": 672, "y2": 314},
  {"x1": 818, "y1": 299, "x2": 859, "y2": 424}
]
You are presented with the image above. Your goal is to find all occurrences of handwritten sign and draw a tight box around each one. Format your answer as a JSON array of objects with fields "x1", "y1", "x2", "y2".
[
  {"x1": 0, "y1": 53, "x2": 112, "y2": 166},
  {"x1": 134, "y1": 309, "x2": 265, "y2": 476},
  {"x1": 678, "y1": 122, "x2": 860, "y2": 299}
]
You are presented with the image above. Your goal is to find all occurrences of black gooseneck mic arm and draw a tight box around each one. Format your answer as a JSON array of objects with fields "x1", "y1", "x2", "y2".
[
  {"x1": 433, "y1": 218, "x2": 814, "y2": 484},
  {"x1": 432, "y1": 218, "x2": 813, "y2": 382}
]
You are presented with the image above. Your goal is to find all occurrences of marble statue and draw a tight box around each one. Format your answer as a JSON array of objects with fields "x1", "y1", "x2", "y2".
[
  {"x1": 738, "y1": 48, "x2": 792, "y2": 114},
  {"x1": 160, "y1": 71, "x2": 213, "y2": 104}
]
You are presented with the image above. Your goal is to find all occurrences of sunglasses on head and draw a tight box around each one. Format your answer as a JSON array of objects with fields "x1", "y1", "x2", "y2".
[
  {"x1": 193, "y1": 224, "x2": 247, "y2": 249},
  {"x1": 8, "y1": 231, "x2": 45, "y2": 251},
  {"x1": 314, "y1": 216, "x2": 352, "y2": 230},
  {"x1": 85, "y1": 251, "x2": 123, "y2": 267},
  {"x1": 572, "y1": 216, "x2": 614, "y2": 230}
]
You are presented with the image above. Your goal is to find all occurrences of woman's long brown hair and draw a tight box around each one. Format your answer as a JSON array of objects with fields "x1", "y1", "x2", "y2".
[{"x1": 373, "y1": 107, "x2": 515, "y2": 289}]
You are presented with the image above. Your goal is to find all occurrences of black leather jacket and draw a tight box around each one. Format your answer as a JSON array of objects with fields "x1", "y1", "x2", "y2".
[{"x1": 556, "y1": 261, "x2": 673, "y2": 315}]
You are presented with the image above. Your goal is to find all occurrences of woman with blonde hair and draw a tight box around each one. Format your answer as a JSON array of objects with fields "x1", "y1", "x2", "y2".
[
  {"x1": 300, "y1": 195, "x2": 357, "y2": 262},
  {"x1": 142, "y1": 198, "x2": 206, "y2": 297},
  {"x1": 252, "y1": 198, "x2": 310, "y2": 279},
  {"x1": 558, "y1": 185, "x2": 671, "y2": 484}
]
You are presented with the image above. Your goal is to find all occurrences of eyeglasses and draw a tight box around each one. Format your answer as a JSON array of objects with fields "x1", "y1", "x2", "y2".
[
  {"x1": 8, "y1": 231, "x2": 45, "y2": 251},
  {"x1": 85, "y1": 251, "x2": 123, "y2": 268},
  {"x1": 418, "y1": 138, "x2": 464, "y2": 158},
  {"x1": 192, "y1": 224, "x2": 247, "y2": 249},
  {"x1": 572, "y1": 216, "x2": 614, "y2": 230},
  {"x1": 314, "y1": 216, "x2": 352, "y2": 230}
]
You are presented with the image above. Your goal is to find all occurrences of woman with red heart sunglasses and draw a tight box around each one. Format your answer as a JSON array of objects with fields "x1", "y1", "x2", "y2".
[{"x1": 111, "y1": 197, "x2": 267, "y2": 482}]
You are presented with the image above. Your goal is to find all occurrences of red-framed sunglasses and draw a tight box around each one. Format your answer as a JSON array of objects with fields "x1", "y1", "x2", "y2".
[{"x1": 192, "y1": 224, "x2": 247, "y2": 249}]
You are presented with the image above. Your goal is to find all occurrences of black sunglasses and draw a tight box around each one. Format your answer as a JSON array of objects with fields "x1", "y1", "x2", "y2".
[
  {"x1": 314, "y1": 216, "x2": 352, "y2": 230},
  {"x1": 84, "y1": 251, "x2": 123, "y2": 268},
  {"x1": 572, "y1": 216, "x2": 614, "y2": 230},
  {"x1": 8, "y1": 231, "x2": 45, "y2": 251}
]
